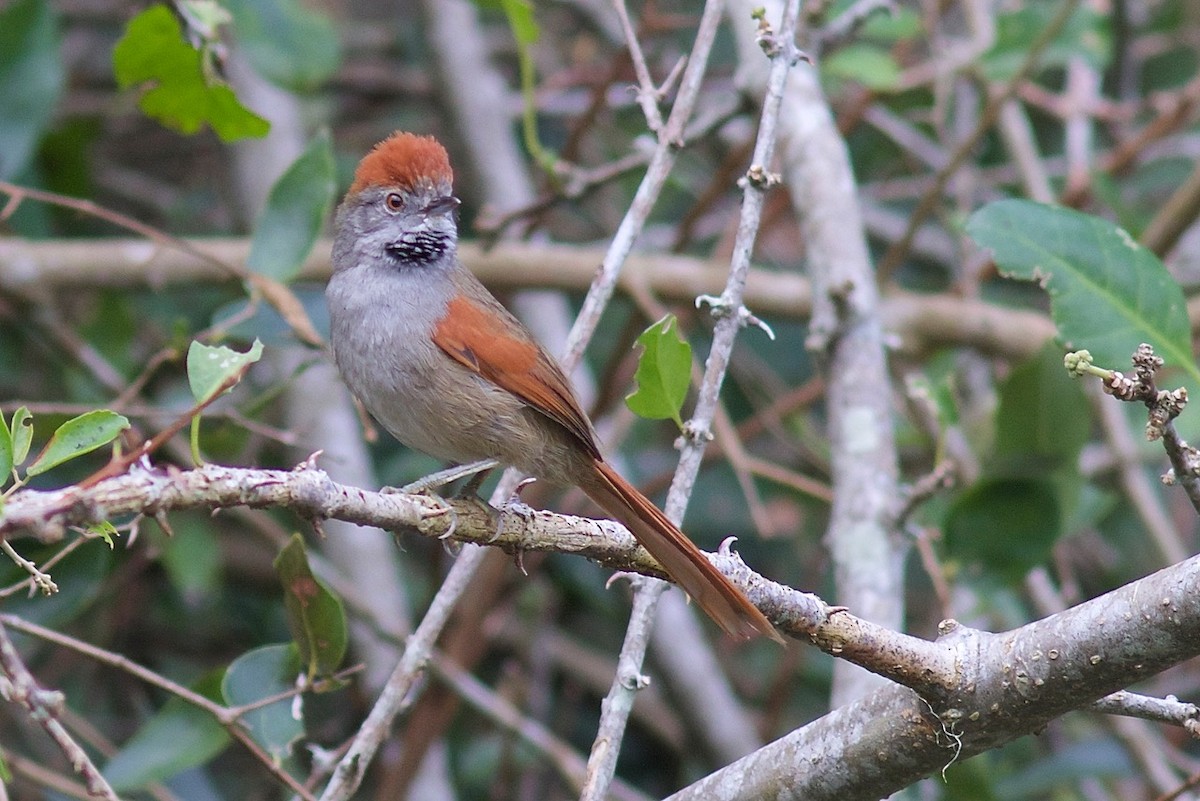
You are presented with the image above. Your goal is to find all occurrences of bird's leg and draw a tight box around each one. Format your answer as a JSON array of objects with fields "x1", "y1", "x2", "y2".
[
  {"x1": 393, "y1": 458, "x2": 499, "y2": 495},
  {"x1": 453, "y1": 460, "x2": 498, "y2": 499}
]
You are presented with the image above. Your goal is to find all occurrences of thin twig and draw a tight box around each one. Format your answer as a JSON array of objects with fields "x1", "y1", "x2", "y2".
[
  {"x1": 0, "y1": 619, "x2": 120, "y2": 801},
  {"x1": 1090, "y1": 690, "x2": 1200, "y2": 734},
  {"x1": 875, "y1": 0, "x2": 1084, "y2": 279},
  {"x1": 613, "y1": 0, "x2": 665, "y2": 131},
  {"x1": 579, "y1": 1, "x2": 805, "y2": 797},
  {"x1": 317, "y1": 544, "x2": 491, "y2": 801},
  {"x1": 427, "y1": 651, "x2": 653, "y2": 801},
  {"x1": 0, "y1": 614, "x2": 318, "y2": 801}
]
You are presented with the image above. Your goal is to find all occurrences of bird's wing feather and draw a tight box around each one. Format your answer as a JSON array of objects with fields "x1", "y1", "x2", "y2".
[{"x1": 433, "y1": 295, "x2": 602, "y2": 459}]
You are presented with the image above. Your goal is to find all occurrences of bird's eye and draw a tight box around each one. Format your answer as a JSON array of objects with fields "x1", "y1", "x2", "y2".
[{"x1": 384, "y1": 193, "x2": 404, "y2": 212}]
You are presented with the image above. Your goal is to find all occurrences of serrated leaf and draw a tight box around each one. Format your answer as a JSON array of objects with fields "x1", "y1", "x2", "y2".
[
  {"x1": 10, "y1": 407, "x2": 32, "y2": 466},
  {"x1": 966, "y1": 200, "x2": 1198, "y2": 389},
  {"x1": 186, "y1": 339, "x2": 264, "y2": 404},
  {"x1": 113, "y1": 5, "x2": 269, "y2": 141},
  {"x1": 247, "y1": 133, "x2": 336, "y2": 282},
  {"x1": 221, "y1": 644, "x2": 304, "y2": 762},
  {"x1": 26, "y1": 410, "x2": 130, "y2": 477},
  {"x1": 0, "y1": 0, "x2": 64, "y2": 180},
  {"x1": 274, "y1": 534, "x2": 347, "y2": 681},
  {"x1": 625, "y1": 315, "x2": 692, "y2": 428},
  {"x1": 104, "y1": 673, "x2": 230, "y2": 792},
  {"x1": 223, "y1": 0, "x2": 340, "y2": 91}
]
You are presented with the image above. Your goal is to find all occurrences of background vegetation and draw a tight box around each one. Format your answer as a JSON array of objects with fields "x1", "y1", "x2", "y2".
[{"x1": 1, "y1": 0, "x2": 1200, "y2": 799}]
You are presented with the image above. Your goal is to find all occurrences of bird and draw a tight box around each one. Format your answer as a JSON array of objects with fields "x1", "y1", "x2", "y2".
[{"x1": 325, "y1": 131, "x2": 778, "y2": 641}]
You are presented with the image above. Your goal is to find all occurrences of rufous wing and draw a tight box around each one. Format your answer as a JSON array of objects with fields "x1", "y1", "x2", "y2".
[{"x1": 432, "y1": 295, "x2": 601, "y2": 459}]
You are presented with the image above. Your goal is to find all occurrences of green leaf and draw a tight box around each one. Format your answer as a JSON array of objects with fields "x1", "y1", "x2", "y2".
[
  {"x1": 247, "y1": 133, "x2": 336, "y2": 282},
  {"x1": 822, "y1": 44, "x2": 901, "y2": 91},
  {"x1": 156, "y1": 512, "x2": 223, "y2": 599},
  {"x1": 944, "y1": 477, "x2": 1061, "y2": 583},
  {"x1": 859, "y1": 6, "x2": 921, "y2": 41},
  {"x1": 222, "y1": 644, "x2": 304, "y2": 762},
  {"x1": 26, "y1": 410, "x2": 130, "y2": 477},
  {"x1": 980, "y1": 6, "x2": 1111, "y2": 81},
  {"x1": 966, "y1": 201, "x2": 1198, "y2": 388},
  {"x1": 104, "y1": 673, "x2": 230, "y2": 792},
  {"x1": 0, "y1": 0, "x2": 64, "y2": 180},
  {"x1": 499, "y1": 0, "x2": 539, "y2": 46},
  {"x1": 86, "y1": 520, "x2": 120, "y2": 549},
  {"x1": 992, "y1": 343, "x2": 1090, "y2": 471},
  {"x1": 186, "y1": 339, "x2": 264, "y2": 404},
  {"x1": 474, "y1": 0, "x2": 553, "y2": 170},
  {"x1": 274, "y1": 534, "x2": 348, "y2": 681},
  {"x1": 113, "y1": 5, "x2": 269, "y2": 141},
  {"x1": 0, "y1": 409, "x2": 12, "y2": 484},
  {"x1": 223, "y1": 0, "x2": 340, "y2": 91},
  {"x1": 10, "y1": 407, "x2": 33, "y2": 466},
  {"x1": 625, "y1": 315, "x2": 693, "y2": 428}
]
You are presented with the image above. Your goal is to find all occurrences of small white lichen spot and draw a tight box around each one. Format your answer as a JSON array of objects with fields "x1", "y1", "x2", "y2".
[
  {"x1": 843, "y1": 407, "x2": 880, "y2": 454},
  {"x1": 1116, "y1": 227, "x2": 1139, "y2": 250}
]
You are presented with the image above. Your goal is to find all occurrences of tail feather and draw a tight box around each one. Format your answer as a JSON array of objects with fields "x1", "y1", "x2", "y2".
[{"x1": 581, "y1": 459, "x2": 780, "y2": 642}]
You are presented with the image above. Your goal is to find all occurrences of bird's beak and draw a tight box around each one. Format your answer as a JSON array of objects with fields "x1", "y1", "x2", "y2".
[{"x1": 423, "y1": 196, "x2": 461, "y2": 218}]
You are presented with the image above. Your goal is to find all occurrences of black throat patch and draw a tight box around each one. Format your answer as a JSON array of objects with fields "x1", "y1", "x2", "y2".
[{"x1": 385, "y1": 232, "x2": 450, "y2": 265}]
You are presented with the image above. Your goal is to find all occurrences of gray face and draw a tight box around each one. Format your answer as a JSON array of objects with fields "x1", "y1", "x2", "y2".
[{"x1": 331, "y1": 181, "x2": 459, "y2": 276}]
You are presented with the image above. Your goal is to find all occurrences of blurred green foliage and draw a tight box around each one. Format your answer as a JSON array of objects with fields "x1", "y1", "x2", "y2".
[{"x1": 0, "y1": 0, "x2": 1198, "y2": 798}]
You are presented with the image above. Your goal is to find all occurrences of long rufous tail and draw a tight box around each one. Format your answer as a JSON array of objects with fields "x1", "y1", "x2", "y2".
[{"x1": 580, "y1": 459, "x2": 780, "y2": 641}]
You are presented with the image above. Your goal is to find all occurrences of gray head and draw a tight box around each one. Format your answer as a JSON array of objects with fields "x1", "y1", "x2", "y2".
[{"x1": 332, "y1": 132, "x2": 461, "y2": 273}]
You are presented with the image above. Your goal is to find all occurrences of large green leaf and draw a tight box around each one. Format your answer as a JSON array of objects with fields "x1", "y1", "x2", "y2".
[
  {"x1": 0, "y1": 0, "x2": 63, "y2": 180},
  {"x1": 224, "y1": 0, "x2": 340, "y2": 91},
  {"x1": 26, "y1": 410, "x2": 130, "y2": 477},
  {"x1": 221, "y1": 644, "x2": 304, "y2": 762},
  {"x1": 247, "y1": 133, "x2": 336, "y2": 282},
  {"x1": 966, "y1": 200, "x2": 1198, "y2": 387},
  {"x1": 104, "y1": 673, "x2": 230, "y2": 792},
  {"x1": 625, "y1": 315, "x2": 692, "y2": 428},
  {"x1": 113, "y1": 5, "x2": 269, "y2": 141},
  {"x1": 944, "y1": 477, "x2": 1061, "y2": 583},
  {"x1": 992, "y1": 343, "x2": 1090, "y2": 471},
  {"x1": 274, "y1": 534, "x2": 348, "y2": 681}
]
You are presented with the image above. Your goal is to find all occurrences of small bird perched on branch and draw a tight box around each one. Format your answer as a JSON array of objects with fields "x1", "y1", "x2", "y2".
[{"x1": 325, "y1": 131, "x2": 778, "y2": 641}]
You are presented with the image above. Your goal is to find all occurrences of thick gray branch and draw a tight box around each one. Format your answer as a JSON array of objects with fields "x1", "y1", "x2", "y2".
[
  {"x1": 669, "y1": 554, "x2": 1200, "y2": 800},
  {"x1": 0, "y1": 238, "x2": 1060, "y2": 361}
]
